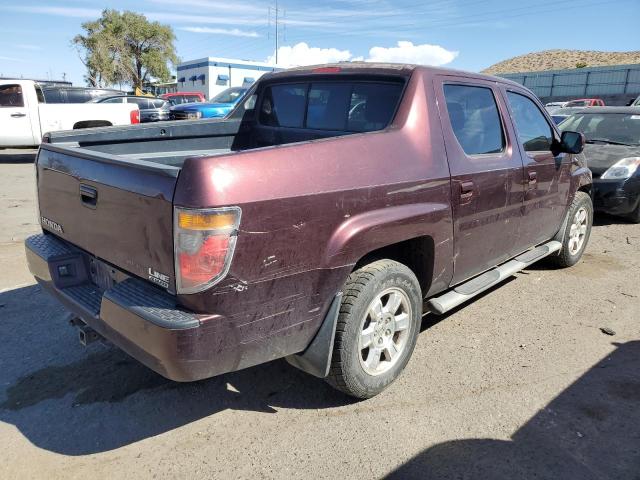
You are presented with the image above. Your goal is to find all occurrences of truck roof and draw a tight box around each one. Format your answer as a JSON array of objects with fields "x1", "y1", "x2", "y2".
[{"x1": 263, "y1": 62, "x2": 525, "y2": 88}]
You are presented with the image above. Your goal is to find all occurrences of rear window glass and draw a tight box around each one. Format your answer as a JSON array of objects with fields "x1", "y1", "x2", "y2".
[
  {"x1": 0, "y1": 84, "x2": 24, "y2": 107},
  {"x1": 259, "y1": 81, "x2": 403, "y2": 132},
  {"x1": 443, "y1": 84, "x2": 505, "y2": 155},
  {"x1": 260, "y1": 83, "x2": 307, "y2": 128}
]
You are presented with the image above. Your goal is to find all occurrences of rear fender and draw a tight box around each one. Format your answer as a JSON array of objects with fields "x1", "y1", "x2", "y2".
[{"x1": 322, "y1": 202, "x2": 454, "y2": 295}]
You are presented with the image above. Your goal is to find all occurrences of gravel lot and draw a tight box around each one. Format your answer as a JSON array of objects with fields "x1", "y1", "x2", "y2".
[{"x1": 1, "y1": 150, "x2": 638, "y2": 479}]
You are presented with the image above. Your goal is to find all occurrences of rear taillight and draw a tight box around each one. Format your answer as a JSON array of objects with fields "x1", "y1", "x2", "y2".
[
  {"x1": 130, "y1": 109, "x2": 140, "y2": 124},
  {"x1": 174, "y1": 206, "x2": 241, "y2": 294}
]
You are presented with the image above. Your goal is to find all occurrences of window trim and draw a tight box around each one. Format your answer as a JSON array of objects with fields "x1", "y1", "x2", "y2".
[
  {"x1": 505, "y1": 88, "x2": 558, "y2": 154},
  {"x1": 442, "y1": 81, "x2": 508, "y2": 158}
]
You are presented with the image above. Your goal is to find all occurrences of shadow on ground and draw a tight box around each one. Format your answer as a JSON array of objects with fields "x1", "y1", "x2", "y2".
[
  {"x1": 0, "y1": 285, "x2": 361, "y2": 455},
  {"x1": 0, "y1": 279, "x2": 509, "y2": 456},
  {"x1": 0, "y1": 149, "x2": 37, "y2": 164},
  {"x1": 387, "y1": 340, "x2": 640, "y2": 480}
]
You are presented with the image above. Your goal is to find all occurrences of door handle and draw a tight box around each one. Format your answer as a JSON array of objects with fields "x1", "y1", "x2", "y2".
[
  {"x1": 10, "y1": 113, "x2": 26, "y2": 118},
  {"x1": 80, "y1": 184, "x2": 98, "y2": 208},
  {"x1": 528, "y1": 171, "x2": 538, "y2": 185},
  {"x1": 460, "y1": 180, "x2": 474, "y2": 200}
]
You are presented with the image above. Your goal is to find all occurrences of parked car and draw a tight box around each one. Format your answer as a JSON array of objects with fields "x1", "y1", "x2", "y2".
[
  {"x1": 564, "y1": 98, "x2": 605, "y2": 108},
  {"x1": 551, "y1": 106, "x2": 587, "y2": 125},
  {"x1": 89, "y1": 95, "x2": 170, "y2": 122},
  {"x1": 560, "y1": 106, "x2": 640, "y2": 222},
  {"x1": 545, "y1": 101, "x2": 568, "y2": 115},
  {"x1": 40, "y1": 86, "x2": 122, "y2": 103},
  {"x1": 25, "y1": 64, "x2": 592, "y2": 399},
  {"x1": 161, "y1": 92, "x2": 206, "y2": 105},
  {"x1": 0, "y1": 80, "x2": 139, "y2": 148},
  {"x1": 169, "y1": 87, "x2": 248, "y2": 120}
]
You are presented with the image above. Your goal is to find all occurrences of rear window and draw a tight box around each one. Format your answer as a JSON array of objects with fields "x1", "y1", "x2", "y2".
[
  {"x1": 0, "y1": 84, "x2": 24, "y2": 107},
  {"x1": 259, "y1": 81, "x2": 403, "y2": 132},
  {"x1": 443, "y1": 84, "x2": 505, "y2": 155}
]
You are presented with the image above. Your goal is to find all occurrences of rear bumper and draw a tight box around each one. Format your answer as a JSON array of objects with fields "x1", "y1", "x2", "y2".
[
  {"x1": 592, "y1": 176, "x2": 640, "y2": 216},
  {"x1": 25, "y1": 233, "x2": 225, "y2": 382}
]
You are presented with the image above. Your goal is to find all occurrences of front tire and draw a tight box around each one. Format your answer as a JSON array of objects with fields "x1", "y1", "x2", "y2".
[
  {"x1": 627, "y1": 201, "x2": 640, "y2": 224},
  {"x1": 552, "y1": 191, "x2": 593, "y2": 267},
  {"x1": 326, "y1": 260, "x2": 422, "y2": 399}
]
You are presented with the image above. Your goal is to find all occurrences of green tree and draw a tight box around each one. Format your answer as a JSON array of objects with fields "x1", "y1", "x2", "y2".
[
  {"x1": 73, "y1": 10, "x2": 177, "y2": 89},
  {"x1": 575, "y1": 61, "x2": 588, "y2": 69}
]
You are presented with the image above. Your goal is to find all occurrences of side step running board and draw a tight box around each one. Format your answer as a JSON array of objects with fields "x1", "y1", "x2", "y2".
[{"x1": 427, "y1": 240, "x2": 562, "y2": 315}]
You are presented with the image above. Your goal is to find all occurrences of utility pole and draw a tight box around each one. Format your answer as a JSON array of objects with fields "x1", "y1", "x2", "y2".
[{"x1": 269, "y1": 1, "x2": 285, "y2": 65}]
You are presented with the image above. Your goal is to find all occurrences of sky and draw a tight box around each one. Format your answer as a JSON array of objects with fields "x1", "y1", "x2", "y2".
[{"x1": 0, "y1": 0, "x2": 638, "y2": 85}]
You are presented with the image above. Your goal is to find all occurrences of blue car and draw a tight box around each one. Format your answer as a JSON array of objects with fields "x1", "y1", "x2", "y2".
[{"x1": 170, "y1": 87, "x2": 248, "y2": 120}]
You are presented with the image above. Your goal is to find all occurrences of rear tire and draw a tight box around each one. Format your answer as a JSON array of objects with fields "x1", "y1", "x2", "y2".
[
  {"x1": 326, "y1": 259, "x2": 422, "y2": 399},
  {"x1": 551, "y1": 191, "x2": 593, "y2": 268}
]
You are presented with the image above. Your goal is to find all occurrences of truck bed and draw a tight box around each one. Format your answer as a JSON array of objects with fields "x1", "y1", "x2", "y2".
[{"x1": 44, "y1": 116, "x2": 351, "y2": 167}]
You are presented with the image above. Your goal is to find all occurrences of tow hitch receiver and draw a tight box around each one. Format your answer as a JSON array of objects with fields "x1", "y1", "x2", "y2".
[{"x1": 68, "y1": 315, "x2": 103, "y2": 346}]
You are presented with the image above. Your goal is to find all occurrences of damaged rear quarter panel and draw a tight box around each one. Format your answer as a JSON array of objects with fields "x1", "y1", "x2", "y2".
[{"x1": 171, "y1": 69, "x2": 455, "y2": 374}]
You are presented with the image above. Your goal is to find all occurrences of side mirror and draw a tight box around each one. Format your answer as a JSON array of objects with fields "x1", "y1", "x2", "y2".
[{"x1": 559, "y1": 130, "x2": 584, "y2": 154}]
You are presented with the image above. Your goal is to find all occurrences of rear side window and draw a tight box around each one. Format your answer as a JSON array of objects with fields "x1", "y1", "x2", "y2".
[
  {"x1": 0, "y1": 84, "x2": 24, "y2": 107},
  {"x1": 260, "y1": 81, "x2": 403, "y2": 132},
  {"x1": 66, "y1": 89, "x2": 90, "y2": 103},
  {"x1": 506, "y1": 91, "x2": 553, "y2": 151},
  {"x1": 128, "y1": 98, "x2": 151, "y2": 109},
  {"x1": 42, "y1": 89, "x2": 63, "y2": 103},
  {"x1": 443, "y1": 84, "x2": 505, "y2": 155}
]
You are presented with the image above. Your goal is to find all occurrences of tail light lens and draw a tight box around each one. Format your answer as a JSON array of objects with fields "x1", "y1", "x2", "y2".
[
  {"x1": 130, "y1": 108, "x2": 140, "y2": 124},
  {"x1": 174, "y1": 206, "x2": 241, "y2": 294}
]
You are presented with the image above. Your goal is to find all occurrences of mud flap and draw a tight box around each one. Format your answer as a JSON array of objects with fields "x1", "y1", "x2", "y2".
[{"x1": 285, "y1": 292, "x2": 342, "y2": 378}]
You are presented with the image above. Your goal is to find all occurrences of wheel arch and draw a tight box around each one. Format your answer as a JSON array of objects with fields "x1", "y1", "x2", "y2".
[{"x1": 322, "y1": 203, "x2": 453, "y2": 297}]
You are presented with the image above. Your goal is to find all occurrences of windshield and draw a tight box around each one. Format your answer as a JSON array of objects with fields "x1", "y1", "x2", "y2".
[
  {"x1": 560, "y1": 113, "x2": 640, "y2": 145},
  {"x1": 565, "y1": 100, "x2": 589, "y2": 107},
  {"x1": 211, "y1": 88, "x2": 246, "y2": 104}
]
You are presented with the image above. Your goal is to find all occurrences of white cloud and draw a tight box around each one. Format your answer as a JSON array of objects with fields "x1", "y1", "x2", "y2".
[
  {"x1": 268, "y1": 41, "x2": 458, "y2": 68},
  {"x1": 268, "y1": 43, "x2": 352, "y2": 67},
  {"x1": 180, "y1": 27, "x2": 259, "y2": 38},
  {"x1": 1, "y1": 6, "x2": 101, "y2": 18},
  {"x1": 366, "y1": 41, "x2": 458, "y2": 66},
  {"x1": 0, "y1": 55, "x2": 27, "y2": 62}
]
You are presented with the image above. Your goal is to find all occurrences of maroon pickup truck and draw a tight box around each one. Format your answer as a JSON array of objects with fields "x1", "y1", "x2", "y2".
[{"x1": 26, "y1": 63, "x2": 593, "y2": 398}]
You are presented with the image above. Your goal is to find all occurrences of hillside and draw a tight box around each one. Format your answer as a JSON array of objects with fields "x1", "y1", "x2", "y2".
[{"x1": 482, "y1": 49, "x2": 640, "y2": 75}]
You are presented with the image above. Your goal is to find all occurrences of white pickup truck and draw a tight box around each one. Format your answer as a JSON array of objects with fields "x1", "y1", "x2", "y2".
[{"x1": 0, "y1": 80, "x2": 140, "y2": 148}]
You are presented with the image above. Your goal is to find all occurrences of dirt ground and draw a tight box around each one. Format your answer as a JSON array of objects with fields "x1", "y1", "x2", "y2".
[{"x1": 0, "y1": 150, "x2": 638, "y2": 480}]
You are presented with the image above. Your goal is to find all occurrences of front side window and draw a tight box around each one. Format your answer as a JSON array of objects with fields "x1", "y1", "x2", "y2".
[
  {"x1": 507, "y1": 91, "x2": 554, "y2": 152},
  {"x1": 443, "y1": 84, "x2": 505, "y2": 155},
  {"x1": 0, "y1": 84, "x2": 24, "y2": 107}
]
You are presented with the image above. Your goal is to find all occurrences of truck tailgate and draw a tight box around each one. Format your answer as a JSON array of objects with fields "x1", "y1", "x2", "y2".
[{"x1": 36, "y1": 144, "x2": 179, "y2": 291}]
